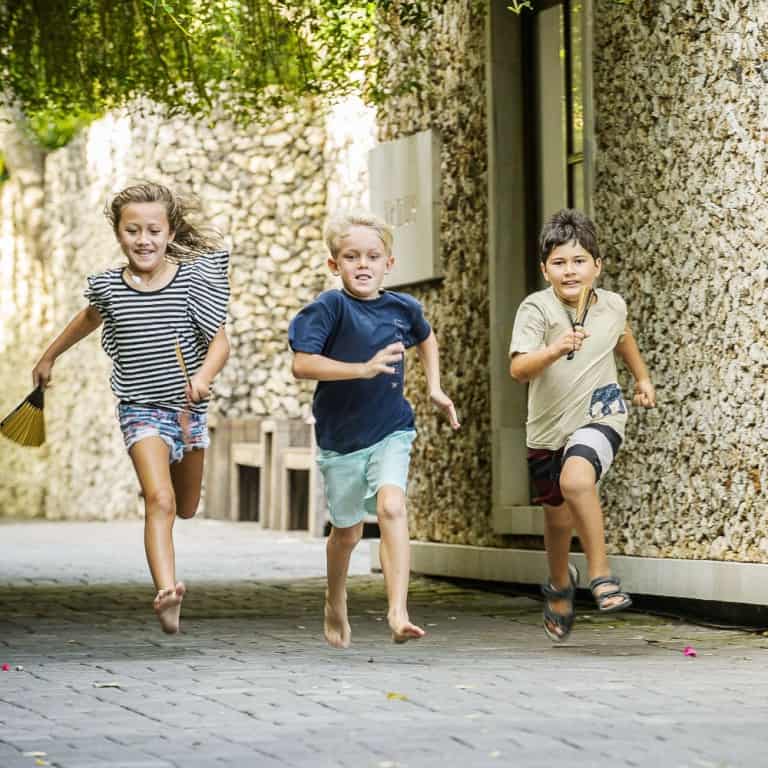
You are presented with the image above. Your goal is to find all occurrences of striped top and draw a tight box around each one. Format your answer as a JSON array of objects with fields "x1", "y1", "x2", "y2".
[{"x1": 84, "y1": 250, "x2": 230, "y2": 413}]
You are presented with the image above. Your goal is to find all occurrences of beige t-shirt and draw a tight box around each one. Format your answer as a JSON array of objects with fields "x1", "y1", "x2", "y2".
[{"x1": 509, "y1": 287, "x2": 628, "y2": 450}]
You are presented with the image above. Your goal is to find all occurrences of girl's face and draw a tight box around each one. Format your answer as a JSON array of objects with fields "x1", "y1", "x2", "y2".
[{"x1": 116, "y1": 202, "x2": 175, "y2": 274}]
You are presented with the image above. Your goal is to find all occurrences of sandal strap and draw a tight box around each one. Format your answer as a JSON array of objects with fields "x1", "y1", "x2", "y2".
[
  {"x1": 544, "y1": 608, "x2": 573, "y2": 629},
  {"x1": 541, "y1": 582, "x2": 575, "y2": 600},
  {"x1": 589, "y1": 575, "x2": 621, "y2": 591}
]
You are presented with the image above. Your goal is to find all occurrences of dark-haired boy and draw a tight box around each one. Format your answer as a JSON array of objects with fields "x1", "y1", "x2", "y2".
[{"x1": 509, "y1": 209, "x2": 656, "y2": 641}]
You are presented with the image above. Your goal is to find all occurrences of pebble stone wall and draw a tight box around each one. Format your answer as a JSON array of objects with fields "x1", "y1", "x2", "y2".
[
  {"x1": 593, "y1": 0, "x2": 768, "y2": 561},
  {"x1": 374, "y1": 1, "x2": 500, "y2": 546},
  {"x1": 0, "y1": 98, "x2": 343, "y2": 519}
]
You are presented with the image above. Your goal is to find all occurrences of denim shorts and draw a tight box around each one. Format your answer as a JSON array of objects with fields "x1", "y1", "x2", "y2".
[
  {"x1": 117, "y1": 403, "x2": 209, "y2": 464},
  {"x1": 315, "y1": 430, "x2": 416, "y2": 529}
]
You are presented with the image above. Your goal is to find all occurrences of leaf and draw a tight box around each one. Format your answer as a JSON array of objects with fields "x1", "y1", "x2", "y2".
[{"x1": 386, "y1": 691, "x2": 408, "y2": 701}]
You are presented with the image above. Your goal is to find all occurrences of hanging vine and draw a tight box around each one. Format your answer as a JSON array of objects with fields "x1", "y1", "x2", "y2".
[{"x1": 0, "y1": 1, "x2": 439, "y2": 137}]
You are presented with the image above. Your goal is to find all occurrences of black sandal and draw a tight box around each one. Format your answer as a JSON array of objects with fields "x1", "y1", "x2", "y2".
[
  {"x1": 589, "y1": 575, "x2": 632, "y2": 613},
  {"x1": 541, "y1": 564, "x2": 579, "y2": 642}
]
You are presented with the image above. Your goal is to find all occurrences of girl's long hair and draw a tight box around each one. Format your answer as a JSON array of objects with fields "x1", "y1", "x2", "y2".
[{"x1": 105, "y1": 181, "x2": 223, "y2": 262}]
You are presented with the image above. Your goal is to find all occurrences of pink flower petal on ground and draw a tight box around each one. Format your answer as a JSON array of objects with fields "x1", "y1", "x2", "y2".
[{"x1": 683, "y1": 646, "x2": 697, "y2": 657}]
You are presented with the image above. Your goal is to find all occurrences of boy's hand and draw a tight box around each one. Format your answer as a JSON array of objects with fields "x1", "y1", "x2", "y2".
[
  {"x1": 188, "y1": 373, "x2": 212, "y2": 403},
  {"x1": 363, "y1": 342, "x2": 404, "y2": 379},
  {"x1": 430, "y1": 388, "x2": 460, "y2": 429},
  {"x1": 632, "y1": 378, "x2": 656, "y2": 408},
  {"x1": 32, "y1": 356, "x2": 55, "y2": 389},
  {"x1": 550, "y1": 328, "x2": 590, "y2": 359}
]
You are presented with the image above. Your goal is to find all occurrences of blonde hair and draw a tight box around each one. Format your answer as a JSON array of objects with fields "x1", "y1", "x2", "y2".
[
  {"x1": 323, "y1": 210, "x2": 393, "y2": 259},
  {"x1": 105, "y1": 181, "x2": 223, "y2": 262}
]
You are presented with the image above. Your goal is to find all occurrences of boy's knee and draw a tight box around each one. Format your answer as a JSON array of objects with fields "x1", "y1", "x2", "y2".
[
  {"x1": 559, "y1": 459, "x2": 596, "y2": 499},
  {"x1": 377, "y1": 490, "x2": 406, "y2": 523}
]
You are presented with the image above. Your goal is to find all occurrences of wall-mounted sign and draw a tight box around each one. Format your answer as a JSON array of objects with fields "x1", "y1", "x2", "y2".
[{"x1": 368, "y1": 129, "x2": 442, "y2": 288}]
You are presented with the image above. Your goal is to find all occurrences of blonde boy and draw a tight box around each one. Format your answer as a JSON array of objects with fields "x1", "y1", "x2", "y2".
[{"x1": 288, "y1": 211, "x2": 459, "y2": 648}]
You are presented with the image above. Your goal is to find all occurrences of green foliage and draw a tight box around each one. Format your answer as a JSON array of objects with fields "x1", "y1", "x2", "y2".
[
  {"x1": 0, "y1": 0, "x2": 436, "y2": 132},
  {"x1": 0, "y1": 152, "x2": 8, "y2": 183},
  {"x1": 25, "y1": 109, "x2": 103, "y2": 150}
]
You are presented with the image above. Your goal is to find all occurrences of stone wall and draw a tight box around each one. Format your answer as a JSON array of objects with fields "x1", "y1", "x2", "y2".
[
  {"x1": 0, "y1": 165, "x2": 51, "y2": 518},
  {"x1": 374, "y1": 1, "x2": 498, "y2": 545},
  {"x1": 593, "y1": 0, "x2": 768, "y2": 561},
  {"x1": 1, "y1": 99, "x2": 336, "y2": 519}
]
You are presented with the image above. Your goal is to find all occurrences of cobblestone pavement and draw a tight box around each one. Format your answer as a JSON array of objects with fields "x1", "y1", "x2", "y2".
[{"x1": 1, "y1": 520, "x2": 767, "y2": 768}]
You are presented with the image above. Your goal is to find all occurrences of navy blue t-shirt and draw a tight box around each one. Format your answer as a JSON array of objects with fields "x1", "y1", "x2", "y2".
[{"x1": 288, "y1": 289, "x2": 432, "y2": 454}]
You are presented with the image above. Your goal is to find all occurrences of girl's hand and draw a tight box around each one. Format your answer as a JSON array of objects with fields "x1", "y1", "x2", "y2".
[
  {"x1": 363, "y1": 342, "x2": 405, "y2": 379},
  {"x1": 187, "y1": 373, "x2": 212, "y2": 403},
  {"x1": 430, "y1": 388, "x2": 460, "y2": 430},
  {"x1": 633, "y1": 378, "x2": 656, "y2": 408},
  {"x1": 549, "y1": 328, "x2": 590, "y2": 359},
  {"x1": 32, "y1": 357, "x2": 55, "y2": 389}
]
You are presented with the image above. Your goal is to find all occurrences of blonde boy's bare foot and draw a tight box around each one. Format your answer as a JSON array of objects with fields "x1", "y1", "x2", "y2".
[
  {"x1": 153, "y1": 582, "x2": 186, "y2": 634},
  {"x1": 389, "y1": 613, "x2": 425, "y2": 644},
  {"x1": 324, "y1": 594, "x2": 351, "y2": 649}
]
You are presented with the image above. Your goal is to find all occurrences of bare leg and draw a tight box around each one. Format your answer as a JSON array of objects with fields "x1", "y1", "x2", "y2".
[
  {"x1": 542, "y1": 502, "x2": 575, "y2": 636},
  {"x1": 376, "y1": 485, "x2": 424, "y2": 643},
  {"x1": 559, "y1": 456, "x2": 626, "y2": 610},
  {"x1": 324, "y1": 522, "x2": 363, "y2": 648},
  {"x1": 129, "y1": 437, "x2": 185, "y2": 634},
  {"x1": 171, "y1": 447, "x2": 205, "y2": 519}
]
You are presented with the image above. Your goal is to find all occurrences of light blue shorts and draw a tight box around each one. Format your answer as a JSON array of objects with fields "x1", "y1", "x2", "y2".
[
  {"x1": 118, "y1": 403, "x2": 209, "y2": 464},
  {"x1": 316, "y1": 430, "x2": 416, "y2": 529}
]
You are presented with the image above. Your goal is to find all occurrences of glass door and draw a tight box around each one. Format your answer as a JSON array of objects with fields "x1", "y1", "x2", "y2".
[{"x1": 526, "y1": 0, "x2": 588, "y2": 286}]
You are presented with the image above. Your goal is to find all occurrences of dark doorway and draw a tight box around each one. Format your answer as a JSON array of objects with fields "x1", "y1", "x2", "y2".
[{"x1": 238, "y1": 466, "x2": 260, "y2": 522}]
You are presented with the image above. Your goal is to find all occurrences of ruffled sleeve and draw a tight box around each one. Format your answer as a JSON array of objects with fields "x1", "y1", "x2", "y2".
[
  {"x1": 188, "y1": 250, "x2": 230, "y2": 343},
  {"x1": 83, "y1": 272, "x2": 113, "y2": 320}
]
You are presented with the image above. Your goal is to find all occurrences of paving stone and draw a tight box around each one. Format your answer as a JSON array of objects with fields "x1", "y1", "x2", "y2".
[{"x1": 1, "y1": 521, "x2": 767, "y2": 767}]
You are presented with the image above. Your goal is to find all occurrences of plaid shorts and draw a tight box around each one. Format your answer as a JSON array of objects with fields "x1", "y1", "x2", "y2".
[
  {"x1": 117, "y1": 403, "x2": 209, "y2": 464},
  {"x1": 527, "y1": 424, "x2": 622, "y2": 507}
]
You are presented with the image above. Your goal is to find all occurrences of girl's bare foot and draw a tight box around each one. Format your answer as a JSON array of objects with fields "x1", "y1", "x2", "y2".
[
  {"x1": 388, "y1": 613, "x2": 425, "y2": 644},
  {"x1": 153, "y1": 582, "x2": 186, "y2": 634},
  {"x1": 324, "y1": 593, "x2": 351, "y2": 649}
]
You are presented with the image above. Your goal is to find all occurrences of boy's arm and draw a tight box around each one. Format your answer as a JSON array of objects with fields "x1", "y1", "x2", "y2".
[
  {"x1": 292, "y1": 343, "x2": 405, "y2": 382},
  {"x1": 509, "y1": 327, "x2": 588, "y2": 383},
  {"x1": 615, "y1": 325, "x2": 656, "y2": 407},
  {"x1": 415, "y1": 331, "x2": 460, "y2": 429},
  {"x1": 32, "y1": 306, "x2": 103, "y2": 388},
  {"x1": 189, "y1": 326, "x2": 230, "y2": 402}
]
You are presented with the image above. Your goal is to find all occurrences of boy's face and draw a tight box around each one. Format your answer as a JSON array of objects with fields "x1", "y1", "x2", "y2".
[
  {"x1": 329, "y1": 225, "x2": 394, "y2": 301},
  {"x1": 540, "y1": 240, "x2": 601, "y2": 306}
]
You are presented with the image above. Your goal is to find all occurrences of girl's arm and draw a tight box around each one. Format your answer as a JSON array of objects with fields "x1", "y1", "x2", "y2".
[
  {"x1": 415, "y1": 331, "x2": 460, "y2": 429},
  {"x1": 292, "y1": 342, "x2": 405, "y2": 382},
  {"x1": 509, "y1": 327, "x2": 588, "y2": 383},
  {"x1": 615, "y1": 325, "x2": 656, "y2": 407},
  {"x1": 189, "y1": 326, "x2": 230, "y2": 402},
  {"x1": 32, "y1": 306, "x2": 103, "y2": 388}
]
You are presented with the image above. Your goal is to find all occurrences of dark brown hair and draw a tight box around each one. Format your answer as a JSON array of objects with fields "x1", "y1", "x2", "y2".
[{"x1": 539, "y1": 208, "x2": 600, "y2": 264}]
